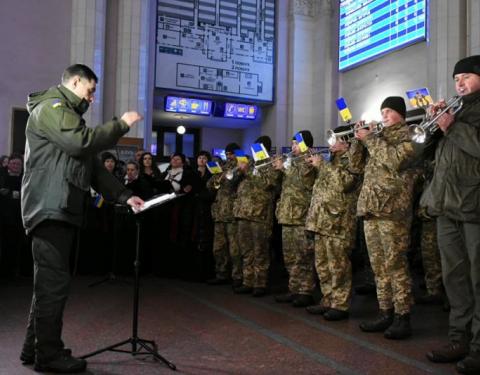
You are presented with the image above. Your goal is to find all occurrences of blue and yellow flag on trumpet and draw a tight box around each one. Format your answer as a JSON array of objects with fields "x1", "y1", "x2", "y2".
[
  {"x1": 335, "y1": 97, "x2": 353, "y2": 123},
  {"x1": 294, "y1": 132, "x2": 309, "y2": 153},
  {"x1": 406, "y1": 87, "x2": 433, "y2": 108},
  {"x1": 93, "y1": 194, "x2": 105, "y2": 208},
  {"x1": 234, "y1": 149, "x2": 249, "y2": 164},
  {"x1": 206, "y1": 161, "x2": 222, "y2": 174},
  {"x1": 250, "y1": 143, "x2": 269, "y2": 162}
]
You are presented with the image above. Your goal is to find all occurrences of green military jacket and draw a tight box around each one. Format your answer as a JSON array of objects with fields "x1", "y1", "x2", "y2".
[
  {"x1": 356, "y1": 122, "x2": 415, "y2": 220},
  {"x1": 305, "y1": 143, "x2": 365, "y2": 240},
  {"x1": 21, "y1": 85, "x2": 132, "y2": 233},
  {"x1": 418, "y1": 91, "x2": 480, "y2": 222},
  {"x1": 207, "y1": 159, "x2": 238, "y2": 222},
  {"x1": 275, "y1": 155, "x2": 317, "y2": 226},
  {"x1": 233, "y1": 159, "x2": 281, "y2": 223}
]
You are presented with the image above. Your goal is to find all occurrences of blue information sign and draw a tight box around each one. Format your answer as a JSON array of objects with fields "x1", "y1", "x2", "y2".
[
  {"x1": 165, "y1": 96, "x2": 212, "y2": 116},
  {"x1": 224, "y1": 103, "x2": 258, "y2": 120},
  {"x1": 339, "y1": 0, "x2": 428, "y2": 71}
]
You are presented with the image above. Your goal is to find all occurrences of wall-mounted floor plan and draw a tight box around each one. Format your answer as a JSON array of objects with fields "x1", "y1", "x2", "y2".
[{"x1": 155, "y1": 0, "x2": 275, "y2": 102}]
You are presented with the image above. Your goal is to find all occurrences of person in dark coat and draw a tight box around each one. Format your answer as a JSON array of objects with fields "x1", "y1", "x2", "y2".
[{"x1": 20, "y1": 64, "x2": 143, "y2": 373}]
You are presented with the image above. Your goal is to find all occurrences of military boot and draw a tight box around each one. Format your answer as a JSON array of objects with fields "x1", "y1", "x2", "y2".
[
  {"x1": 292, "y1": 294, "x2": 314, "y2": 307},
  {"x1": 456, "y1": 350, "x2": 480, "y2": 374},
  {"x1": 426, "y1": 341, "x2": 469, "y2": 363},
  {"x1": 359, "y1": 309, "x2": 394, "y2": 332},
  {"x1": 323, "y1": 308, "x2": 349, "y2": 321},
  {"x1": 384, "y1": 313, "x2": 411, "y2": 339},
  {"x1": 275, "y1": 293, "x2": 298, "y2": 303}
]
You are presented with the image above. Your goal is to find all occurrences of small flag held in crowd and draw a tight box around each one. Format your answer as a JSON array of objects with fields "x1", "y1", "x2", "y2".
[
  {"x1": 406, "y1": 87, "x2": 433, "y2": 108},
  {"x1": 93, "y1": 194, "x2": 104, "y2": 208},
  {"x1": 335, "y1": 97, "x2": 353, "y2": 123},
  {"x1": 206, "y1": 161, "x2": 223, "y2": 174},
  {"x1": 250, "y1": 143, "x2": 269, "y2": 162},
  {"x1": 234, "y1": 149, "x2": 249, "y2": 164},
  {"x1": 294, "y1": 132, "x2": 309, "y2": 153}
]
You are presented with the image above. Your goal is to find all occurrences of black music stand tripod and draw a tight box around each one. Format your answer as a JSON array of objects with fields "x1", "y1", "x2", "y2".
[{"x1": 80, "y1": 194, "x2": 178, "y2": 371}]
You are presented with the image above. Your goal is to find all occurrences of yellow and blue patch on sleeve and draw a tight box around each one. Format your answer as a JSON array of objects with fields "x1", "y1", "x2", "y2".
[{"x1": 52, "y1": 99, "x2": 63, "y2": 109}]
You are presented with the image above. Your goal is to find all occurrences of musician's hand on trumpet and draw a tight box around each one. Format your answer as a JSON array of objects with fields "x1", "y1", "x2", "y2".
[
  {"x1": 354, "y1": 120, "x2": 372, "y2": 141},
  {"x1": 432, "y1": 99, "x2": 455, "y2": 133}
]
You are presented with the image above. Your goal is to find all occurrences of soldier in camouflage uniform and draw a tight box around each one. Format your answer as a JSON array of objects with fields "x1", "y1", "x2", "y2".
[
  {"x1": 305, "y1": 140, "x2": 365, "y2": 320},
  {"x1": 355, "y1": 97, "x2": 416, "y2": 340},
  {"x1": 416, "y1": 160, "x2": 443, "y2": 304},
  {"x1": 233, "y1": 136, "x2": 281, "y2": 297},
  {"x1": 274, "y1": 130, "x2": 317, "y2": 307},
  {"x1": 206, "y1": 143, "x2": 242, "y2": 286}
]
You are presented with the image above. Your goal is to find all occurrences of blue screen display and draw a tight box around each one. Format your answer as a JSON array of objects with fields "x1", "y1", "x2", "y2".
[
  {"x1": 165, "y1": 96, "x2": 212, "y2": 116},
  {"x1": 339, "y1": 0, "x2": 428, "y2": 71},
  {"x1": 224, "y1": 103, "x2": 258, "y2": 120}
]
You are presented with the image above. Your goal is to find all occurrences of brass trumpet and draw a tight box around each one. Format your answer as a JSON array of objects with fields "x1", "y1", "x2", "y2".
[
  {"x1": 254, "y1": 152, "x2": 293, "y2": 171},
  {"x1": 326, "y1": 121, "x2": 385, "y2": 146},
  {"x1": 408, "y1": 96, "x2": 463, "y2": 143}
]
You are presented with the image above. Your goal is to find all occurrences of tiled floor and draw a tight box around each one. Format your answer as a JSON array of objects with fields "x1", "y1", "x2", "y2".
[{"x1": 0, "y1": 276, "x2": 456, "y2": 374}]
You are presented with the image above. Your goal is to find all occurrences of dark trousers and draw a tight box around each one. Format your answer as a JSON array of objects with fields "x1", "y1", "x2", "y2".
[
  {"x1": 437, "y1": 216, "x2": 480, "y2": 350},
  {"x1": 23, "y1": 220, "x2": 75, "y2": 362}
]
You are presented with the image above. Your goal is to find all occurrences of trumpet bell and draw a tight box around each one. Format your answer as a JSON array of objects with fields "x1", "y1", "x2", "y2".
[
  {"x1": 408, "y1": 124, "x2": 427, "y2": 144},
  {"x1": 326, "y1": 130, "x2": 338, "y2": 147}
]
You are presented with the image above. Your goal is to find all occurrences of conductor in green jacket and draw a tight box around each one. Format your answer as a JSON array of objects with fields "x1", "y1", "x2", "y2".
[{"x1": 20, "y1": 64, "x2": 144, "y2": 373}]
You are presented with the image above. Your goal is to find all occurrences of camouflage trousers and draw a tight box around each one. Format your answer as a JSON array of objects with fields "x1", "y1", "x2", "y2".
[
  {"x1": 364, "y1": 218, "x2": 413, "y2": 314},
  {"x1": 237, "y1": 219, "x2": 271, "y2": 288},
  {"x1": 421, "y1": 219, "x2": 443, "y2": 296},
  {"x1": 314, "y1": 234, "x2": 353, "y2": 311},
  {"x1": 282, "y1": 225, "x2": 315, "y2": 295},
  {"x1": 213, "y1": 221, "x2": 241, "y2": 281}
]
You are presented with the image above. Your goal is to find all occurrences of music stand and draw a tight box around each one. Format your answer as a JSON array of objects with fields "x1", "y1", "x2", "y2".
[{"x1": 80, "y1": 193, "x2": 179, "y2": 371}]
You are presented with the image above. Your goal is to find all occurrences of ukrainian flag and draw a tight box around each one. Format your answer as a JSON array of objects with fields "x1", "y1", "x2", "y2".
[
  {"x1": 335, "y1": 97, "x2": 352, "y2": 123},
  {"x1": 406, "y1": 87, "x2": 433, "y2": 108},
  {"x1": 93, "y1": 194, "x2": 104, "y2": 208},
  {"x1": 250, "y1": 143, "x2": 269, "y2": 162},
  {"x1": 207, "y1": 161, "x2": 222, "y2": 174},
  {"x1": 294, "y1": 133, "x2": 309, "y2": 153},
  {"x1": 234, "y1": 149, "x2": 249, "y2": 164}
]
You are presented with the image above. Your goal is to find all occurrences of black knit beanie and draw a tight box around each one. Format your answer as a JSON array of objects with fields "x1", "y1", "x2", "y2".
[
  {"x1": 453, "y1": 55, "x2": 480, "y2": 77},
  {"x1": 225, "y1": 142, "x2": 241, "y2": 153},
  {"x1": 255, "y1": 135, "x2": 272, "y2": 152},
  {"x1": 380, "y1": 96, "x2": 406, "y2": 119},
  {"x1": 292, "y1": 130, "x2": 313, "y2": 148}
]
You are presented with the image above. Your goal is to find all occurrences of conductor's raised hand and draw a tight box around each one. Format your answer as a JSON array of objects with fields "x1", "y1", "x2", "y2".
[
  {"x1": 127, "y1": 196, "x2": 144, "y2": 211},
  {"x1": 121, "y1": 111, "x2": 143, "y2": 128}
]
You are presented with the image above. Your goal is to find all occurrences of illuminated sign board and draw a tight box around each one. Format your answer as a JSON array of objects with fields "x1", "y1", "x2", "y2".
[
  {"x1": 165, "y1": 96, "x2": 212, "y2": 116},
  {"x1": 224, "y1": 102, "x2": 258, "y2": 120},
  {"x1": 339, "y1": 0, "x2": 428, "y2": 71}
]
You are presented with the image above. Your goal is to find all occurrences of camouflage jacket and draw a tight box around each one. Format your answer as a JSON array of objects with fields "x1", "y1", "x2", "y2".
[
  {"x1": 275, "y1": 156, "x2": 317, "y2": 225},
  {"x1": 305, "y1": 142, "x2": 365, "y2": 240},
  {"x1": 357, "y1": 122, "x2": 415, "y2": 220},
  {"x1": 207, "y1": 159, "x2": 238, "y2": 222},
  {"x1": 234, "y1": 159, "x2": 281, "y2": 223}
]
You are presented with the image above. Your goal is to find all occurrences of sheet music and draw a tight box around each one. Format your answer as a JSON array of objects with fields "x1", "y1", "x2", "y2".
[{"x1": 132, "y1": 192, "x2": 177, "y2": 214}]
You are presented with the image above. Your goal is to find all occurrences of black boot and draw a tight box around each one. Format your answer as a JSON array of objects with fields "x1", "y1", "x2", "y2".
[
  {"x1": 34, "y1": 352, "x2": 87, "y2": 373},
  {"x1": 275, "y1": 293, "x2": 298, "y2": 303},
  {"x1": 323, "y1": 308, "x2": 349, "y2": 321},
  {"x1": 384, "y1": 313, "x2": 412, "y2": 339},
  {"x1": 292, "y1": 294, "x2": 314, "y2": 307},
  {"x1": 359, "y1": 309, "x2": 394, "y2": 332},
  {"x1": 456, "y1": 350, "x2": 480, "y2": 374},
  {"x1": 234, "y1": 285, "x2": 253, "y2": 294}
]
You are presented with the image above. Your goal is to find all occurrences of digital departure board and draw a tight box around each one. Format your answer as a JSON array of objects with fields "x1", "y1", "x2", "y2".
[
  {"x1": 339, "y1": 0, "x2": 428, "y2": 71},
  {"x1": 165, "y1": 96, "x2": 212, "y2": 116},
  {"x1": 224, "y1": 102, "x2": 258, "y2": 120}
]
